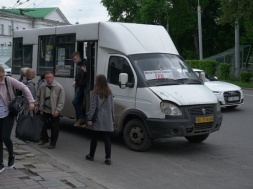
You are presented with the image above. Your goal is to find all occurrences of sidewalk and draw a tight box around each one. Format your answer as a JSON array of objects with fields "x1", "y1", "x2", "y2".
[{"x1": 0, "y1": 137, "x2": 106, "y2": 189}]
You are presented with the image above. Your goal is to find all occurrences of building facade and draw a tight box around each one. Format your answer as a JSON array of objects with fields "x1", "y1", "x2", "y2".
[{"x1": 0, "y1": 7, "x2": 70, "y2": 47}]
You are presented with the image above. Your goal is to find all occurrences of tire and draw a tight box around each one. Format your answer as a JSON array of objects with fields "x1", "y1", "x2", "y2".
[
  {"x1": 123, "y1": 119, "x2": 152, "y2": 152},
  {"x1": 185, "y1": 134, "x2": 209, "y2": 143},
  {"x1": 226, "y1": 105, "x2": 238, "y2": 109}
]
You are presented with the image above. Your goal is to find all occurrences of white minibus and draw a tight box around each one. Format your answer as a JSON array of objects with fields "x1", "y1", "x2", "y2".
[{"x1": 12, "y1": 22, "x2": 223, "y2": 151}]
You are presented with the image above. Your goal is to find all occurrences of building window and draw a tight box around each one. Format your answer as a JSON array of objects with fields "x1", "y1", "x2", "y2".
[
  {"x1": 8, "y1": 26, "x2": 11, "y2": 35},
  {"x1": 0, "y1": 24, "x2": 4, "y2": 35}
]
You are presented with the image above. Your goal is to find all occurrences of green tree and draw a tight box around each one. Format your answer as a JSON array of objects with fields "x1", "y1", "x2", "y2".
[
  {"x1": 219, "y1": 0, "x2": 253, "y2": 44},
  {"x1": 100, "y1": 0, "x2": 245, "y2": 59}
]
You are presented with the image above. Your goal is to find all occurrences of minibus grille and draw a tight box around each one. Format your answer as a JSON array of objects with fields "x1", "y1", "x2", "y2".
[
  {"x1": 188, "y1": 105, "x2": 215, "y2": 132},
  {"x1": 189, "y1": 106, "x2": 214, "y2": 115}
]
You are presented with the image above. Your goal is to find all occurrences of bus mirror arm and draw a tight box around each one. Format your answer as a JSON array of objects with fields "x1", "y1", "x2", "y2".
[{"x1": 126, "y1": 82, "x2": 134, "y2": 88}]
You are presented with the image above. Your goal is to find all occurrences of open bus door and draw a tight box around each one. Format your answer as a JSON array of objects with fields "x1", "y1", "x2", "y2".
[{"x1": 76, "y1": 41, "x2": 96, "y2": 119}]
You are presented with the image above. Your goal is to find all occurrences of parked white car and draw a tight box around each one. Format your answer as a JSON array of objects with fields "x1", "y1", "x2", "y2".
[
  {"x1": 193, "y1": 69, "x2": 244, "y2": 109},
  {"x1": 0, "y1": 63, "x2": 11, "y2": 76}
]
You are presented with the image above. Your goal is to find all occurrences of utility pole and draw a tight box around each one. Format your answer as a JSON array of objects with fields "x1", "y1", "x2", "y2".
[
  {"x1": 229, "y1": 0, "x2": 240, "y2": 79},
  {"x1": 234, "y1": 20, "x2": 240, "y2": 79},
  {"x1": 197, "y1": 0, "x2": 203, "y2": 60}
]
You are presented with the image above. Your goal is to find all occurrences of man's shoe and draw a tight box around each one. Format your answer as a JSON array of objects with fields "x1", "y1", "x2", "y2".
[
  {"x1": 74, "y1": 119, "x2": 85, "y2": 126},
  {"x1": 8, "y1": 155, "x2": 15, "y2": 168},
  {"x1": 0, "y1": 164, "x2": 5, "y2": 173},
  {"x1": 85, "y1": 154, "x2": 94, "y2": 161},
  {"x1": 48, "y1": 145, "x2": 55, "y2": 149},
  {"x1": 39, "y1": 141, "x2": 49, "y2": 145},
  {"x1": 105, "y1": 159, "x2": 111, "y2": 165}
]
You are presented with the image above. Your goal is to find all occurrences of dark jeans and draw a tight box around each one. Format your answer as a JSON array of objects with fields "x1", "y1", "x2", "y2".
[
  {"x1": 72, "y1": 87, "x2": 86, "y2": 119},
  {"x1": 0, "y1": 114, "x2": 15, "y2": 164},
  {"x1": 89, "y1": 130, "x2": 112, "y2": 159},
  {"x1": 41, "y1": 113, "x2": 60, "y2": 146}
]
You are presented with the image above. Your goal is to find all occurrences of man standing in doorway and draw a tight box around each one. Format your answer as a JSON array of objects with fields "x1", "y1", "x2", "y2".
[
  {"x1": 72, "y1": 51, "x2": 87, "y2": 126},
  {"x1": 35, "y1": 71, "x2": 65, "y2": 149}
]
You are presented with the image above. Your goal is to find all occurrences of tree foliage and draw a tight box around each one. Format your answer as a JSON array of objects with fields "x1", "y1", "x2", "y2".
[
  {"x1": 219, "y1": 0, "x2": 253, "y2": 43},
  {"x1": 101, "y1": 0, "x2": 252, "y2": 59}
]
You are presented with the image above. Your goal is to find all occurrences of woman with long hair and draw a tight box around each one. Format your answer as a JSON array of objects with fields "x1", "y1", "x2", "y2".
[
  {"x1": 86, "y1": 74, "x2": 115, "y2": 165},
  {"x1": 0, "y1": 65, "x2": 35, "y2": 173}
]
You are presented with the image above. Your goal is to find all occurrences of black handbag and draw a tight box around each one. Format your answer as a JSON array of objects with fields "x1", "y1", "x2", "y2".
[
  {"x1": 88, "y1": 98, "x2": 106, "y2": 122},
  {"x1": 16, "y1": 110, "x2": 44, "y2": 142},
  {"x1": 91, "y1": 108, "x2": 99, "y2": 122},
  {"x1": 4, "y1": 77, "x2": 23, "y2": 116}
]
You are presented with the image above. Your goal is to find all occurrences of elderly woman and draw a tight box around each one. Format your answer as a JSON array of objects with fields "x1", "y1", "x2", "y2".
[{"x1": 0, "y1": 65, "x2": 35, "y2": 173}]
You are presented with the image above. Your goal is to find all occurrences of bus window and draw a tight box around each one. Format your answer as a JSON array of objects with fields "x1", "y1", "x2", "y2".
[
  {"x1": 108, "y1": 56, "x2": 134, "y2": 85},
  {"x1": 12, "y1": 38, "x2": 23, "y2": 74},
  {"x1": 55, "y1": 34, "x2": 75, "y2": 77},
  {"x1": 38, "y1": 35, "x2": 55, "y2": 75},
  {"x1": 23, "y1": 45, "x2": 33, "y2": 68},
  {"x1": 38, "y1": 34, "x2": 75, "y2": 77}
]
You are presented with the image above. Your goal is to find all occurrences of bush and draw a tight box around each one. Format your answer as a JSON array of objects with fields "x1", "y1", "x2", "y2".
[
  {"x1": 185, "y1": 60, "x2": 217, "y2": 76},
  {"x1": 240, "y1": 71, "x2": 252, "y2": 82},
  {"x1": 219, "y1": 63, "x2": 231, "y2": 80}
]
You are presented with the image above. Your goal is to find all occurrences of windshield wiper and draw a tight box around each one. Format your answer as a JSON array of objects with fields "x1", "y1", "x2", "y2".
[
  {"x1": 147, "y1": 78, "x2": 181, "y2": 86},
  {"x1": 176, "y1": 78, "x2": 202, "y2": 84}
]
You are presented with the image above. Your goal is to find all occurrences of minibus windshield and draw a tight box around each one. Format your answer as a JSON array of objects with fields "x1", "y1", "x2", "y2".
[{"x1": 129, "y1": 53, "x2": 201, "y2": 86}]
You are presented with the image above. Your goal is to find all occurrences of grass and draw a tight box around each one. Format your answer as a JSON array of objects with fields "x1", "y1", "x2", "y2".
[{"x1": 222, "y1": 80, "x2": 253, "y2": 89}]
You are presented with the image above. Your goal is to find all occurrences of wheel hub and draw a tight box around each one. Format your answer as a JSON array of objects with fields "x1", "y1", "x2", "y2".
[{"x1": 129, "y1": 127, "x2": 144, "y2": 144}]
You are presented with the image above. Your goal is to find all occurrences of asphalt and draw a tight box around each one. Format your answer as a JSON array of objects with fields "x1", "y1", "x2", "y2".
[{"x1": 0, "y1": 133, "x2": 106, "y2": 189}]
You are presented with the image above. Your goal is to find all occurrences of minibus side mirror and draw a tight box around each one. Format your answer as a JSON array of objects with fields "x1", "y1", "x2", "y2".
[{"x1": 119, "y1": 73, "x2": 128, "y2": 89}]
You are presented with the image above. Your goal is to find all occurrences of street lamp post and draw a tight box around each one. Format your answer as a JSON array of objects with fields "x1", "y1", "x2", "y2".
[
  {"x1": 229, "y1": 0, "x2": 240, "y2": 79},
  {"x1": 197, "y1": 0, "x2": 203, "y2": 60},
  {"x1": 234, "y1": 19, "x2": 240, "y2": 79}
]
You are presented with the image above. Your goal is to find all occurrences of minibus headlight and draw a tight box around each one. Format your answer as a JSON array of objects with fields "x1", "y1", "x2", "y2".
[{"x1": 161, "y1": 102, "x2": 182, "y2": 116}]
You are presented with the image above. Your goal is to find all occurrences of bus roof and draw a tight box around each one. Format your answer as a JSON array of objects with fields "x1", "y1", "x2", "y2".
[{"x1": 14, "y1": 22, "x2": 179, "y2": 55}]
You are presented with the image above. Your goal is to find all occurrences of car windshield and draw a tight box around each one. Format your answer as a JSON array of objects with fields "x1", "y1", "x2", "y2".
[{"x1": 129, "y1": 54, "x2": 201, "y2": 86}]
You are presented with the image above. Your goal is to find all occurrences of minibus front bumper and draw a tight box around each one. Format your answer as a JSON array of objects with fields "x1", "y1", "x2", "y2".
[{"x1": 145, "y1": 113, "x2": 223, "y2": 139}]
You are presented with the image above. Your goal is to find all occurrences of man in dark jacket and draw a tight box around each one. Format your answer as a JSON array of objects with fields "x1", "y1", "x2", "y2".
[{"x1": 72, "y1": 51, "x2": 87, "y2": 126}]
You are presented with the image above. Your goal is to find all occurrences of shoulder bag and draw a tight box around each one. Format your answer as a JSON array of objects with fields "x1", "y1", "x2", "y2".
[
  {"x1": 88, "y1": 97, "x2": 107, "y2": 122},
  {"x1": 4, "y1": 77, "x2": 23, "y2": 116}
]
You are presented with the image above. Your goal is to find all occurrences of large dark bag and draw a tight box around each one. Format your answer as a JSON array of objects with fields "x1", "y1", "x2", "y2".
[{"x1": 16, "y1": 111, "x2": 44, "y2": 142}]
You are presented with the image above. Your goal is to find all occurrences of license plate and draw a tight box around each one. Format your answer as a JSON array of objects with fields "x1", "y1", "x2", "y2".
[
  {"x1": 228, "y1": 96, "x2": 239, "y2": 101},
  {"x1": 195, "y1": 115, "x2": 214, "y2": 123}
]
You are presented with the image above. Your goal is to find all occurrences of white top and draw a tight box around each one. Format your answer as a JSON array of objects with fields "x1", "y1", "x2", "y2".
[{"x1": 0, "y1": 94, "x2": 9, "y2": 118}]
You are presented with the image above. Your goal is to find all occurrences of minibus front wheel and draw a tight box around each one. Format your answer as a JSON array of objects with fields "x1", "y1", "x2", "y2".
[{"x1": 123, "y1": 119, "x2": 152, "y2": 152}]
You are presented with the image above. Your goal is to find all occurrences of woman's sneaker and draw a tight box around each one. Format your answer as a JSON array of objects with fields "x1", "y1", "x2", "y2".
[
  {"x1": 0, "y1": 164, "x2": 5, "y2": 173},
  {"x1": 8, "y1": 155, "x2": 15, "y2": 168}
]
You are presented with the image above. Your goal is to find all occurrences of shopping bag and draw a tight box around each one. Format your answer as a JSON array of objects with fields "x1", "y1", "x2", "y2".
[{"x1": 15, "y1": 111, "x2": 44, "y2": 142}]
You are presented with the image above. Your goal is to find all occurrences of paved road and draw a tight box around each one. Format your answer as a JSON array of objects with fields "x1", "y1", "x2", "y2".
[{"x1": 27, "y1": 89, "x2": 253, "y2": 189}]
